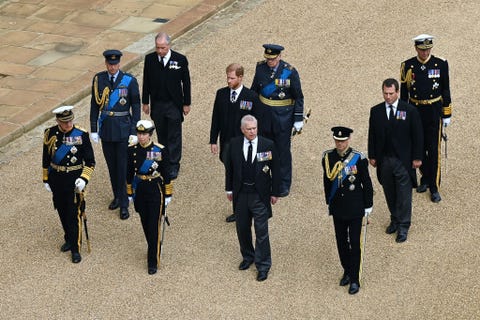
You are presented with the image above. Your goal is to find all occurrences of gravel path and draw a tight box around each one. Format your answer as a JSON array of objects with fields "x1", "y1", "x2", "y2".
[{"x1": 1, "y1": 0, "x2": 479, "y2": 319}]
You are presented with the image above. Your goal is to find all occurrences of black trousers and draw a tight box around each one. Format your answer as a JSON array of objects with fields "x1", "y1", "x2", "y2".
[
  {"x1": 101, "y1": 140, "x2": 128, "y2": 208},
  {"x1": 49, "y1": 171, "x2": 82, "y2": 253},
  {"x1": 417, "y1": 104, "x2": 442, "y2": 193},
  {"x1": 134, "y1": 180, "x2": 165, "y2": 269},
  {"x1": 269, "y1": 106, "x2": 293, "y2": 193},
  {"x1": 235, "y1": 192, "x2": 271, "y2": 272},
  {"x1": 333, "y1": 216, "x2": 363, "y2": 283},
  {"x1": 151, "y1": 101, "x2": 182, "y2": 173},
  {"x1": 380, "y1": 157, "x2": 412, "y2": 232}
]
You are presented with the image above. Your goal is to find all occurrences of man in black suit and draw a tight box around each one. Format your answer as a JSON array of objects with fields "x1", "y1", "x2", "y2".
[
  {"x1": 322, "y1": 126, "x2": 373, "y2": 295},
  {"x1": 90, "y1": 49, "x2": 141, "y2": 220},
  {"x1": 210, "y1": 63, "x2": 261, "y2": 223},
  {"x1": 368, "y1": 78, "x2": 423, "y2": 243},
  {"x1": 142, "y1": 32, "x2": 191, "y2": 180},
  {"x1": 224, "y1": 115, "x2": 280, "y2": 281}
]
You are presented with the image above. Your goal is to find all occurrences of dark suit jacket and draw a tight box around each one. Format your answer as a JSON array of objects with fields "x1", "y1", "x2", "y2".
[
  {"x1": 209, "y1": 86, "x2": 261, "y2": 161},
  {"x1": 224, "y1": 135, "x2": 280, "y2": 217},
  {"x1": 142, "y1": 50, "x2": 191, "y2": 109},
  {"x1": 368, "y1": 99, "x2": 423, "y2": 185},
  {"x1": 90, "y1": 70, "x2": 141, "y2": 141}
]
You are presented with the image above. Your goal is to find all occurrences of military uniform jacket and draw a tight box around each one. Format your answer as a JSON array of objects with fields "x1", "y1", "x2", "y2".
[
  {"x1": 368, "y1": 100, "x2": 424, "y2": 186},
  {"x1": 90, "y1": 70, "x2": 141, "y2": 141},
  {"x1": 400, "y1": 55, "x2": 452, "y2": 118},
  {"x1": 209, "y1": 86, "x2": 261, "y2": 155},
  {"x1": 142, "y1": 50, "x2": 191, "y2": 108},
  {"x1": 126, "y1": 141, "x2": 173, "y2": 198},
  {"x1": 322, "y1": 148, "x2": 373, "y2": 220},
  {"x1": 42, "y1": 125, "x2": 95, "y2": 183},
  {"x1": 224, "y1": 135, "x2": 280, "y2": 217},
  {"x1": 251, "y1": 60, "x2": 304, "y2": 124}
]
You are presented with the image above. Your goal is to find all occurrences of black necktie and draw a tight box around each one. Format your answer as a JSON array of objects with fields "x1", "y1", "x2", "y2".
[
  {"x1": 247, "y1": 141, "x2": 253, "y2": 164},
  {"x1": 160, "y1": 56, "x2": 164, "y2": 68},
  {"x1": 231, "y1": 91, "x2": 237, "y2": 103},
  {"x1": 110, "y1": 75, "x2": 114, "y2": 87},
  {"x1": 389, "y1": 105, "x2": 395, "y2": 123}
]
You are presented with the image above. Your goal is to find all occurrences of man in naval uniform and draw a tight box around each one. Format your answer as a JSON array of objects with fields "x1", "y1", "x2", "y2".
[
  {"x1": 400, "y1": 34, "x2": 452, "y2": 203},
  {"x1": 43, "y1": 106, "x2": 95, "y2": 263}
]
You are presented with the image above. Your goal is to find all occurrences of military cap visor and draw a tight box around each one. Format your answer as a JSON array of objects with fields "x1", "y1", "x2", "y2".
[
  {"x1": 136, "y1": 120, "x2": 155, "y2": 134},
  {"x1": 53, "y1": 105, "x2": 74, "y2": 122},
  {"x1": 263, "y1": 44, "x2": 284, "y2": 59},
  {"x1": 413, "y1": 34, "x2": 434, "y2": 49},
  {"x1": 331, "y1": 126, "x2": 353, "y2": 141},
  {"x1": 103, "y1": 49, "x2": 122, "y2": 65}
]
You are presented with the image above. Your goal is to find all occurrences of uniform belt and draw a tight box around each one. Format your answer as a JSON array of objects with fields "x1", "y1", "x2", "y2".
[
  {"x1": 50, "y1": 163, "x2": 83, "y2": 172},
  {"x1": 101, "y1": 110, "x2": 130, "y2": 116},
  {"x1": 259, "y1": 95, "x2": 294, "y2": 107},
  {"x1": 409, "y1": 96, "x2": 442, "y2": 105},
  {"x1": 242, "y1": 182, "x2": 255, "y2": 186},
  {"x1": 136, "y1": 173, "x2": 162, "y2": 181}
]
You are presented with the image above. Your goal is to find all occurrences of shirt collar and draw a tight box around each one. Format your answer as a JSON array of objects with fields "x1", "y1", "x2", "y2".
[{"x1": 231, "y1": 85, "x2": 244, "y2": 95}]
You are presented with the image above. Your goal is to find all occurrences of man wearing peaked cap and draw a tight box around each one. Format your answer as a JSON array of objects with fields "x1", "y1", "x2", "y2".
[
  {"x1": 331, "y1": 126, "x2": 353, "y2": 141},
  {"x1": 43, "y1": 106, "x2": 96, "y2": 263},
  {"x1": 126, "y1": 119, "x2": 172, "y2": 275},
  {"x1": 103, "y1": 49, "x2": 122, "y2": 64},
  {"x1": 322, "y1": 126, "x2": 373, "y2": 294},
  {"x1": 400, "y1": 34, "x2": 452, "y2": 203},
  {"x1": 90, "y1": 49, "x2": 141, "y2": 220},
  {"x1": 251, "y1": 43, "x2": 304, "y2": 197}
]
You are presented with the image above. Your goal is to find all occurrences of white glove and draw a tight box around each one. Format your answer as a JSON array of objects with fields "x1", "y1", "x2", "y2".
[
  {"x1": 91, "y1": 132, "x2": 99, "y2": 143},
  {"x1": 165, "y1": 196, "x2": 172, "y2": 207},
  {"x1": 293, "y1": 121, "x2": 304, "y2": 132},
  {"x1": 44, "y1": 183, "x2": 52, "y2": 192},
  {"x1": 128, "y1": 196, "x2": 133, "y2": 203},
  {"x1": 128, "y1": 135, "x2": 138, "y2": 145},
  {"x1": 74, "y1": 178, "x2": 86, "y2": 193},
  {"x1": 364, "y1": 207, "x2": 373, "y2": 217},
  {"x1": 442, "y1": 118, "x2": 451, "y2": 127}
]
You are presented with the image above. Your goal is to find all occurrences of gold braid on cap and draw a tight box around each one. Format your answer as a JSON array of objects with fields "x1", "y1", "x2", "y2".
[
  {"x1": 324, "y1": 153, "x2": 344, "y2": 182},
  {"x1": 94, "y1": 75, "x2": 110, "y2": 110}
]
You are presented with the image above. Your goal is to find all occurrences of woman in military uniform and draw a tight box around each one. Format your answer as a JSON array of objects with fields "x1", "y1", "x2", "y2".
[
  {"x1": 127, "y1": 120, "x2": 173, "y2": 275},
  {"x1": 322, "y1": 126, "x2": 373, "y2": 294}
]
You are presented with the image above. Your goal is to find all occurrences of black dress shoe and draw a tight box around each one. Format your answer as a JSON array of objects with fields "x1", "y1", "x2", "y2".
[
  {"x1": 71, "y1": 252, "x2": 81, "y2": 263},
  {"x1": 60, "y1": 242, "x2": 71, "y2": 252},
  {"x1": 416, "y1": 184, "x2": 428, "y2": 193},
  {"x1": 431, "y1": 192, "x2": 442, "y2": 203},
  {"x1": 348, "y1": 282, "x2": 360, "y2": 294},
  {"x1": 108, "y1": 199, "x2": 120, "y2": 210},
  {"x1": 257, "y1": 271, "x2": 268, "y2": 281},
  {"x1": 339, "y1": 273, "x2": 350, "y2": 286},
  {"x1": 238, "y1": 260, "x2": 253, "y2": 270},
  {"x1": 226, "y1": 213, "x2": 236, "y2": 223},
  {"x1": 120, "y1": 207, "x2": 130, "y2": 220},
  {"x1": 396, "y1": 232, "x2": 408, "y2": 243},
  {"x1": 148, "y1": 267, "x2": 157, "y2": 275},
  {"x1": 385, "y1": 223, "x2": 397, "y2": 234}
]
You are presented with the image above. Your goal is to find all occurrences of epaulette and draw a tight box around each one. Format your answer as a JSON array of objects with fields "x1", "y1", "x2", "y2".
[
  {"x1": 283, "y1": 62, "x2": 294, "y2": 70},
  {"x1": 74, "y1": 125, "x2": 87, "y2": 133},
  {"x1": 257, "y1": 60, "x2": 266, "y2": 65},
  {"x1": 154, "y1": 142, "x2": 165, "y2": 149},
  {"x1": 351, "y1": 149, "x2": 366, "y2": 159},
  {"x1": 435, "y1": 55, "x2": 447, "y2": 62},
  {"x1": 322, "y1": 148, "x2": 335, "y2": 158}
]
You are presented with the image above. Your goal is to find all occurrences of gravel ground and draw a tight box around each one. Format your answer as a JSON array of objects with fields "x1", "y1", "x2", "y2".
[{"x1": 1, "y1": 0, "x2": 479, "y2": 319}]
